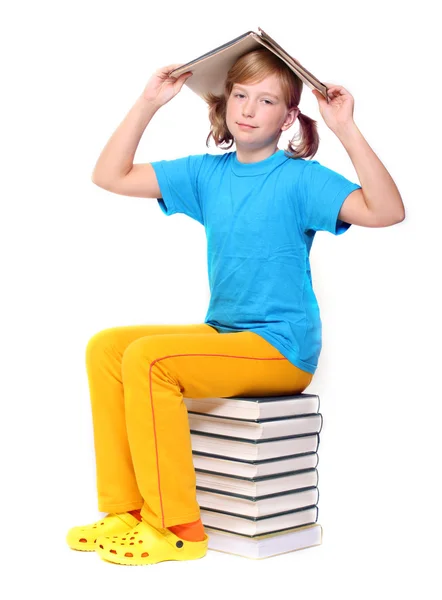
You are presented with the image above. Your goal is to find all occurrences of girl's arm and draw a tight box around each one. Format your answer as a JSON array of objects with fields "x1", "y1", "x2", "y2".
[
  {"x1": 91, "y1": 97, "x2": 159, "y2": 186},
  {"x1": 312, "y1": 84, "x2": 405, "y2": 227},
  {"x1": 334, "y1": 120, "x2": 405, "y2": 225},
  {"x1": 92, "y1": 64, "x2": 192, "y2": 189}
]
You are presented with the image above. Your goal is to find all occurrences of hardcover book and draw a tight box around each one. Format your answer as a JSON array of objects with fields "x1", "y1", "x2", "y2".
[{"x1": 168, "y1": 27, "x2": 329, "y2": 101}]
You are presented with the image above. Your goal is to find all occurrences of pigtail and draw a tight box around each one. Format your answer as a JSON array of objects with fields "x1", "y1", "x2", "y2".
[
  {"x1": 204, "y1": 92, "x2": 234, "y2": 150},
  {"x1": 284, "y1": 112, "x2": 320, "y2": 160}
]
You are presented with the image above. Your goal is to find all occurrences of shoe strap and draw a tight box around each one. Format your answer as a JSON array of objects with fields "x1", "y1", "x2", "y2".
[{"x1": 113, "y1": 512, "x2": 141, "y2": 528}]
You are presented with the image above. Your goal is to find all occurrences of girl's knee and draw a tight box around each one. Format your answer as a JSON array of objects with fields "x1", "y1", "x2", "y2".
[{"x1": 85, "y1": 327, "x2": 121, "y2": 362}]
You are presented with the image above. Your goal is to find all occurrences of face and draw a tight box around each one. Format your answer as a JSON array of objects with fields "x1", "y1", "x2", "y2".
[{"x1": 225, "y1": 73, "x2": 299, "y2": 151}]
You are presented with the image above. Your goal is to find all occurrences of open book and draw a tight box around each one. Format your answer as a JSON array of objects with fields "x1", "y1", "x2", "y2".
[{"x1": 169, "y1": 27, "x2": 329, "y2": 102}]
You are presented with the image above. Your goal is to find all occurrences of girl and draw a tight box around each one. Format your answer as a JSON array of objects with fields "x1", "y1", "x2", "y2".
[{"x1": 66, "y1": 48, "x2": 405, "y2": 566}]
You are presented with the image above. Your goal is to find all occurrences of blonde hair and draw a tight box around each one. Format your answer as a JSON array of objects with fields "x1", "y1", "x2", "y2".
[{"x1": 203, "y1": 48, "x2": 319, "y2": 159}]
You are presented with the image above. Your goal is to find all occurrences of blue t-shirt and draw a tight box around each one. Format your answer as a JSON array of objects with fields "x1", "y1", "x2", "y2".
[{"x1": 150, "y1": 149, "x2": 361, "y2": 374}]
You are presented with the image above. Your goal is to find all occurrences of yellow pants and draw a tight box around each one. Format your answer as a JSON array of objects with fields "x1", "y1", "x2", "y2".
[{"x1": 85, "y1": 323, "x2": 314, "y2": 529}]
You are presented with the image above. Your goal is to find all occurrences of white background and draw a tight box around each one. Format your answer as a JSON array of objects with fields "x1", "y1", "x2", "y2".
[{"x1": 1, "y1": 0, "x2": 440, "y2": 597}]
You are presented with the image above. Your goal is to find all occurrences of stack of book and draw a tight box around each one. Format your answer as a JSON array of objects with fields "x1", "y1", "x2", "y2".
[{"x1": 184, "y1": 392, "x2": 323, "y2": 560}]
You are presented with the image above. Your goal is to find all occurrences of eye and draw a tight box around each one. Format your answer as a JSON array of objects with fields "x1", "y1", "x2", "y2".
[{"x1": 234, "y1": 93, "x2": 273, "y2": 104}]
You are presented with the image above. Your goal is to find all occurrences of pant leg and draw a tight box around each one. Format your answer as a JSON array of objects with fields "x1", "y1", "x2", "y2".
[
  {"x1": 121, "y1": 329, "x2": 313, "y2": 529},
  {"x1": 85, "y1": 323, "x2": 217, "y2": 514}
]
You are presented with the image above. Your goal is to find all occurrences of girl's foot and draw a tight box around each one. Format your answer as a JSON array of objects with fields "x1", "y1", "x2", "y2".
[
  {"x1": 66, "y1": 512, "x2": 142, "y2": 551},
  {"x1": 96, "y1": 519, "x2": 209, "y2": 565}
]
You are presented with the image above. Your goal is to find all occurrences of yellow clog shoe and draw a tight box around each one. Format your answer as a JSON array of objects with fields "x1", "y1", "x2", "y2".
[
  {"x1": 96, "y1": 519, "x2": 209, "y2": 565},
  {"x1": 66, "y1": 512, "x2": 141, "y2": 551}
]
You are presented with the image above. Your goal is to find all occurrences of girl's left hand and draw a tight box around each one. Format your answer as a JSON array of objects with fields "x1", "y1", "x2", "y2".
[{"x1": 311, "y1": 83, "x2": 355, "y2": 132}]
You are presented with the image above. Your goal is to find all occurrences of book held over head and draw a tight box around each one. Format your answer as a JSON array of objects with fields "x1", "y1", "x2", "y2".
[{"x1": 169, "y1": 27, "x2": 329, "y2": 102}]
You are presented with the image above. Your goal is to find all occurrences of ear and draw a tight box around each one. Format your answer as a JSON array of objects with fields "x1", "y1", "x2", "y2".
[{"x1": 282, "y1": 107, "x2": 300, "y2": 130}]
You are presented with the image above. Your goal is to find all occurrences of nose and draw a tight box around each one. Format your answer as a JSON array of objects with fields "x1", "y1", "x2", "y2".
[{"x1": 242, "y1": 100, "x2": 255, "y2": 118}]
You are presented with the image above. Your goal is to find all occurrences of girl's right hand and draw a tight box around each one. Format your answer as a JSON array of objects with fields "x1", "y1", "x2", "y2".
[{"x1": 141, "y1": 64, "x2": 193, "y2": 108}]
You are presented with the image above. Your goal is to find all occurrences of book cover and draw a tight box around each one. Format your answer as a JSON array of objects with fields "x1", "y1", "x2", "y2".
[
  {"x1": 188, "y1": 412, "x2": 323, "y2": 439},
  {"x1": 168, "y1": 27, "x2": 328, "y2": 101},
  {"x1": 195, "y1": 467, "x2": 318, "y2": 497},
  {"x1": 190, "y1": 431, "x2": 320, "y2": 461},
  {"x1": 192, "y1": 451, "x2": 319, "y2": 478},
  {"x1": 200, "y1": 505, "x2": 318, "y2": 536},
  {"x1": 205, "y1": 523, "x2": 322, "y2": 559},
  {"x1": 184, "y1": 393, "x2": 320, "y2": 420},
  {"x1": 196, "y1": 486, "x2": 319, "y2": 517}
]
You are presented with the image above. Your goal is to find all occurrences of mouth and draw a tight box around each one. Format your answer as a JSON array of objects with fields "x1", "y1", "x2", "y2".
[{"x1": 237, "y1": 123, "x2": 257, "y2": 129}]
